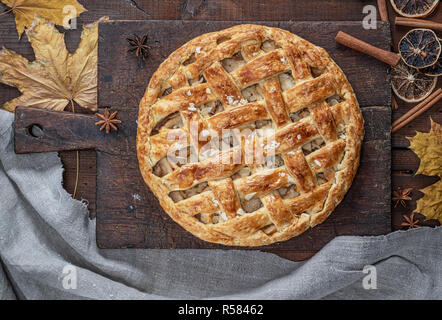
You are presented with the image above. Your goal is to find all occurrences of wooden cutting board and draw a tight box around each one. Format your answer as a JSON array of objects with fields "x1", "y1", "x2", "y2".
[{"x1": 14, "y1": 20, "x2": 392, "y2": 261}]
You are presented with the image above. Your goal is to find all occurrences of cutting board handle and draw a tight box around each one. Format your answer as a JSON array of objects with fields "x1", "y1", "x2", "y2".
[{"x1": 14, "y1": 107, "x2": 100, "y2": 154}]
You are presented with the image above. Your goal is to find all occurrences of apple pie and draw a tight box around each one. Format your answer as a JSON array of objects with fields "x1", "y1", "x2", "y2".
[{"x1": 137, "y1": 24, "x2": 364, "y2": 246}]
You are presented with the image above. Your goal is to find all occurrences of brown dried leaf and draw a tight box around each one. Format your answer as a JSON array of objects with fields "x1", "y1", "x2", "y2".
[
  {"x1": 407, "y1": 119, "x2": 442, "y2": 177},
  {"x1": 0, "y1": 0, "x2": 86, "y2": 37},
  {"x1": 0, "y1": 16, "x2": 108, "y2": 112},
  {"x1": 414, "y1": 180, "x2": 442, "y2": 223},
  {"x1": 408, "y1": 119, "x2": 442, "y2": 223}
]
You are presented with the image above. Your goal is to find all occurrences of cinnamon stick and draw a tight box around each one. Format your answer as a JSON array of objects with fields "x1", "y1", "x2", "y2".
[
  {"x1": 335, "y1": 31, "x2": 400, "y2": 66},
  {"x1": 395, "y1": 17, "x2": 442, "y2": 32},
  {"x1": 392, "y1": 88, "x2": 442, "y2": 133},
  {"x1": 377, "y1": 0, "x2": 389, "y2": 22},
  {"x1": 391, "y1": 95, "x2": 399, "y2": 110}
]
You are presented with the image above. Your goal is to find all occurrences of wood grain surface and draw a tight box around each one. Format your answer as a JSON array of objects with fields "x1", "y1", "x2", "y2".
[{"x1": 2, "y1": 0, "x2": 440, "y2": 259}]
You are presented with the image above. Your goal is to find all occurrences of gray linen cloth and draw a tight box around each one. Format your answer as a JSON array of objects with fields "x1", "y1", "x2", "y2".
[{"x1": 0, "y1": 109, "x2": 440, "y2": 300}]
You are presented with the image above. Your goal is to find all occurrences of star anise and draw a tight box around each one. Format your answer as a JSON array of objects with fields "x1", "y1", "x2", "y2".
[
  {"x1": 127, "y1": 34, "x2": 150, "y2": 60},
  {"x1": 401, "y1": 213, "x2": 421, "y2": 229},
  {"x1": 95, "y1": 108, "x2": 122, "y2": 134},
  {"x1": 392, "y1": 187, "x2": 412, "y2": 208}
]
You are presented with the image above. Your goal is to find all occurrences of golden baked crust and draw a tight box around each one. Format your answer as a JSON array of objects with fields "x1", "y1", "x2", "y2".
[{"x1": 137, "y1": 24, "x2": 364, "y2": 246}]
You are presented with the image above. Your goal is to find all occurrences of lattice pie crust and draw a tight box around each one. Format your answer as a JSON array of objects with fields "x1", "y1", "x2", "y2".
[{"x1": 137, "y1": 25, "x2": 364, "y2": 246}]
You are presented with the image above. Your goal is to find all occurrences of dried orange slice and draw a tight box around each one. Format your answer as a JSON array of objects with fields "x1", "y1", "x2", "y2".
[
  {"x1": 399, "y1": 29, "x2": 441, "y2": 69},
  {"x1": 390, "y1": 0, "x2": 440, "y2": 18},
  {"x1": 421, "y1": 39, "x2": 442, "y2": 76},
  {"x1": 391, "y1": 60, "x2": 437, "y2": 103}
]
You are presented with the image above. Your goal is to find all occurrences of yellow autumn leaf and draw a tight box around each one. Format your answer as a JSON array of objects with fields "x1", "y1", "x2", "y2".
[
  {"x1": 407, "y1": 118, "x2": 442, "y2": 178},
  {"x1": 0, "y1": 15, "x2": 108, "y2": 112},
  {"x1": 407, "y1": 119, "x2": 442, "y2": 223},
  {"x1": 414, "y1": 180, "x2": 442, "y2": 223},
  {"x1": 0, "y1": 0, "x2": 86, "y2": 37}
]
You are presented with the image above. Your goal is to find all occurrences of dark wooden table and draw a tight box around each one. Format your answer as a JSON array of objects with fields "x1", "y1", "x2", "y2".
[{"x1": 1, "y1": 0, "x2": 440, "y2": 232}]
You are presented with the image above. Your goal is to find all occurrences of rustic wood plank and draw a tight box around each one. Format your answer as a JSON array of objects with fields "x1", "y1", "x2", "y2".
[
  {"x1": 14, "y1": 107, "x2": 134, "y2": 156},
  {"x1": 61, "y1": 150, "x2": 97, "y2": 217},
  {"x1": 14, "y1": 107, "x2": 100, "y2": 153},
  {"x1": 94, "y1": 20, "x2": 392, "y2": 255},
  {"x1": 139, "y1": 0, "x2": 380, "y2": 21},
  {"x1": 98, "y1": 20, "x2": 392, "y2": 108},
  {"x1": 0, "y1": 0, "x2": 383, "y2": 60},
  {"x1": 0, "y1": 0, "x2": 380, "y2": 23},
  {"x1": 392, "y1": 148, "x2": 419, "y2": 172}
]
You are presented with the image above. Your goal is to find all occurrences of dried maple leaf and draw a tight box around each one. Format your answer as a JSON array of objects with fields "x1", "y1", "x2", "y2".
[
  {"x1": 0, "y1": 0, "x2": 86, "y2": 38},
  {"x1": 407, "y1": 118, "x2": 442, "y2": 177},
  {"x1": 414, "y1": 180, "x2": 442, "y2": 224},
  {"x1": 0, "y1": 15, "x2": 108, "y2": 112},
  {"x1": 407, "y1": 119, "x2": 442, "y2": 224}
]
